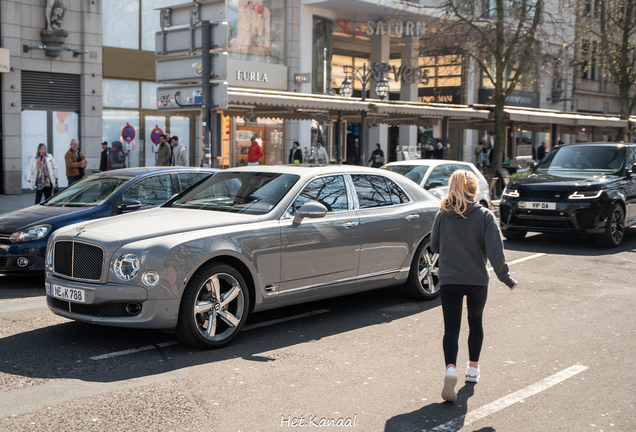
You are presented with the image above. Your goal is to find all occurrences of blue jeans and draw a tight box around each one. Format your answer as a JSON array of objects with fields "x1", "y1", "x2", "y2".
[{"x1": 67, "y1": 175, "x2": 83, "y2": 186}]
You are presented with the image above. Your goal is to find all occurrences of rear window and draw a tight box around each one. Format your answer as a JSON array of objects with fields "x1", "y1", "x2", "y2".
[{"x1": 381, "y1": 165, "x2": 430, "y2": 185}]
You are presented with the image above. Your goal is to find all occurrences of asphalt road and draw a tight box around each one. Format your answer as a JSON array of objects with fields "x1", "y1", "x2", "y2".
[{"x1": 1, "y1": 230, "x2": 635, "y2": 431}]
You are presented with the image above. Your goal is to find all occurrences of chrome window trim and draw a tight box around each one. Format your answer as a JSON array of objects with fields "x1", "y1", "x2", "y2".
[
  {"x1": 281, "y1": 173, "x2": 355, "y2": 219},
  {"x1": 277, "y1": 268, "x2": 401, "y2": 295},
  {"x1": 51, "y1": 240, "x2": 107, "y2": 283}
]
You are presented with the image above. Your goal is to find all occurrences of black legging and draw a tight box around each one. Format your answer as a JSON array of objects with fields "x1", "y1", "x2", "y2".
[
  {"x1": 441, "y1": 284, "x2": 488, "y2": 366},
  {"x1": 35, "y1": 186, "x2": 52, "y2": 204}
]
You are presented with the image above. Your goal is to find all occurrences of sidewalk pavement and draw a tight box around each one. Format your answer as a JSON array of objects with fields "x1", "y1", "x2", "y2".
[{"x1": 0, "y1": 193, "x2": 37, "y2": 215}]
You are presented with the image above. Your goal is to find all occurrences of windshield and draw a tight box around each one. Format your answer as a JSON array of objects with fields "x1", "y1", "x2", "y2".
[
  {"x1": 536, "y1": 145, "x2": 627, "y2": 176},
  {"x1": 382, "y1": 165, "x2": 430, "y2": 185},
  {"x1": 44, "y1": 176, "x2": 131, "y2": 207},
  {"x1": 166, "y1": 172, "x2": 300, "y2": 215}
]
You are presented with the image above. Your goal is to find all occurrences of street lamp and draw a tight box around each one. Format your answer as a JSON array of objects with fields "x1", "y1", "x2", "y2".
[{"x1": 338, "y1": 62, "x2": 390, "y2": 164}]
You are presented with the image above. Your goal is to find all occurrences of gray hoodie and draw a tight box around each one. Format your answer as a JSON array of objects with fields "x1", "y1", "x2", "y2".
[{"x1": 430, "y1": 201, "x2": 516, "y2": 288}]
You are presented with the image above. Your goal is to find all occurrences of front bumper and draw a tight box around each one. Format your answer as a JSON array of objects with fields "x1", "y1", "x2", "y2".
[
  {"x1": 0, "y1": 239, "x2": 46, "y2": 273},
  {"x1": 499, "y1": 197, "x2": 607, "y2": 235},
  {"x1": 45, "y1": 273, "x2": 180, "y2": 330}
]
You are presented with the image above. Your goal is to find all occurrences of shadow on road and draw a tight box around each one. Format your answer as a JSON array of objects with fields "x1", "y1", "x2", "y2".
[
  {"x1": 0, "y1": 286, "x2": 441, "y2": 384},
  {"x1": 503, "y1": 227, "x2": 636, "y2": 256},
  {"x1": 384, "y1": 384, "x2": 495, "y2": 432}
]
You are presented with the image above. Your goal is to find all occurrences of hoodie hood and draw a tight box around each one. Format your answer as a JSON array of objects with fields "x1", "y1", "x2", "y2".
[{"x1": 441, "y1": 200, "x2": 482, "y2": 219}]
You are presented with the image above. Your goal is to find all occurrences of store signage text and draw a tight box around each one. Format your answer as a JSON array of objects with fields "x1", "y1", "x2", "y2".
[
  {"x1": 387, "y1": 65, "x2": 430, "y2": 85},
  {"x1": 337, "y1": 19, "x2": 426, "y2": 37},
  {"x1": 236, "y1": 70, "x2": 268, "y2": 83}
]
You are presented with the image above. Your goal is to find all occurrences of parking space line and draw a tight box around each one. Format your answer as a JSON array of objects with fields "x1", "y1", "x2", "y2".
[
  {"x1": 89, "y1": 309, "x2": 330, "y2": 361},
  {"x1": 488, "y1": 253, "x2": 546, "y2": 272},
  {"x1": 427, "y1": 364, "x2": 588, "y2": 432}
]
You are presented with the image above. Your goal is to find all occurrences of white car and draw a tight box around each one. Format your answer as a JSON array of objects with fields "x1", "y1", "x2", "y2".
[{"x1": 381, "y1": 159, "x2": 491, "y2": 208}]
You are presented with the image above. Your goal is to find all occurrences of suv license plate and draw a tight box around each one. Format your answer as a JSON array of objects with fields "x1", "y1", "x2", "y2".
[
  {"x1": 50, "y1": 284, "x2": 85, "y2": 303},
  {"x1": 521, "y1": 202, "x2": 556, "y2": 210}
]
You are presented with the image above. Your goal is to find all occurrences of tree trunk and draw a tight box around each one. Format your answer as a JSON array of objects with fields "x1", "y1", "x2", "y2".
[{"x1": 492, "y1": 91, "x2": 506, "y2": 170}]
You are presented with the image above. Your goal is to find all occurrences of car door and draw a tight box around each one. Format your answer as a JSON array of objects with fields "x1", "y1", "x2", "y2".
[
  {"x1": 279, "y1": 175, "x2": 360, "y2": 300},
  {"x1": 627, "y1": 147, "x2": 636, "y2": 224},
  {"x1": 121, "y1": 174, "x2": 174, "y2": 208},
  {"x1": 352, "y1": 174, "x2": 419, "y2": 287}
]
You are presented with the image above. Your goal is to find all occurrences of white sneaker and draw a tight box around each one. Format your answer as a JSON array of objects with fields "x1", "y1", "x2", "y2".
[
  {"x1": 466, "y1": 366, "x2": 480, "y2": 383},
  {"x1": 441, "y1": 367, "x2": 458, "y2": 402}
]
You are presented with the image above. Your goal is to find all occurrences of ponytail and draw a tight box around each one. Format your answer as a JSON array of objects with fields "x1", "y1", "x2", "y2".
[{"x1": 440, "y1": 170, "x2": 479, "y2": 218}]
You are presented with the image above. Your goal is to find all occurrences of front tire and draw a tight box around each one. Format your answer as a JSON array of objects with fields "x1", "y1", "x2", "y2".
[
  {"x1": 404, "y1": 238, "x2": 440, "y2": 300},
  {"x1": 175, "y1": 262, "x2": 250, "y2": 349},
  {"x1": 502, "y1": 229, "x2": 527, "y2": 241},
  {"x1": 596, "y1": 203, "x2": 625, "y2": 248}
]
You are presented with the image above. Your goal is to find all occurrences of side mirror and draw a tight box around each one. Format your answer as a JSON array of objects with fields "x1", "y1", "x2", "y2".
[
  {"x1": 117, "y1": 199, "x2": 142, "y2": 213},
  {"x1": 293, "y1": 202, "x2": 328, "y2": 225},
  {"x1": 425, "y1": 181, "x2": 443, "y2": 190},
  {"x1": 628, "y1": 164, "x2": 636, "y2": 177}
]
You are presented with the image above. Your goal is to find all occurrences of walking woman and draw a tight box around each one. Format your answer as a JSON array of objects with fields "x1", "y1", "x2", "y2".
[
  {"x1": 430, "y1": 170, "x2": 517, "y2": 402},
  {"x1": 28, "y1": 143, "x2": 59, "y2": 204}
]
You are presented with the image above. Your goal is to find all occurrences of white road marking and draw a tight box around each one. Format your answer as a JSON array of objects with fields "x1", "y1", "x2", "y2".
[
  {"x1": 488, "y1": 253, "x2": 546, "y2": 272},
  {"x1": 90, "y1": 309, "x2": 330, "y2": 361},
  {"x1": 0, "y1": 296, "x2": 46, "y2": 313},
  {"x1": 427, "y1": 364, "x2": 588, "y2": 432}
]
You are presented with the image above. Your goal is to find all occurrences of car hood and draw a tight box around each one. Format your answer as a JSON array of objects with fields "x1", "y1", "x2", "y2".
[
  {"x1": 54, "y1": 208, "x2": 262, "y2": 244},
  {"x1": 509, "y1": 173, "x2": 619, "y2": 190},
  {"x1": 0, "y1": 205, "x2": 91, "y2": 233}
]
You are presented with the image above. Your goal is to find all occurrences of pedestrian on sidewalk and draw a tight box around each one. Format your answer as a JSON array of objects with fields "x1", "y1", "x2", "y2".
[
  {"x1": 100, "y1": 141, "x2": 109, "y2": 172},
  {"x1": 64, "y1": 139, "x2": 86, "y2": 186},
  {"x1": 430, "y1": 170, "x2": 517, "y2": 403},
  {"x1": 247, "y1": 134, "x2": 263, "y2": 166},
  {"x1": 28, "y1": 143, "x2": 59, "y2": 204}
]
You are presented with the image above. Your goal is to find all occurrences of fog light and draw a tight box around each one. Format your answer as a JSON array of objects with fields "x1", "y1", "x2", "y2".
[
  {"x1": 17, "y1": 257, "x2": 29, "y2": 267},
  {"x1": 142, "y1": 271, "x2": 160, "y2": 287}
]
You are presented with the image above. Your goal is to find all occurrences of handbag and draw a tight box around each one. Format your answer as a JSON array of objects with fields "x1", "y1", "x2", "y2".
[
  {"x1": 53, "y1": 180, "x2": 59, "y2": 194},
  {"x1": 377, "y1": 156, "x2": 385, "y2": 164}
]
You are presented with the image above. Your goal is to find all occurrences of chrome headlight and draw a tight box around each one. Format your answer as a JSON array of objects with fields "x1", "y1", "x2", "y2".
[
  {"x1": 502, "y1": 188, "x2": 519, "y2": 198},
  {"x1": 568, "y1": 190, "x2": 603, "y2": 199},
  {"x1": 114, "y1": 253, "x2": 140, "y2": 281},
  {"x1": 9, "y1": 224, "x2": 52, "y2": 242}
]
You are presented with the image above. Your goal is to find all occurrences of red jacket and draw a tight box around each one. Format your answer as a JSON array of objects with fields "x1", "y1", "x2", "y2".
[{"x1": 248, "y1": 142, "x2": 264, "y2": 163}]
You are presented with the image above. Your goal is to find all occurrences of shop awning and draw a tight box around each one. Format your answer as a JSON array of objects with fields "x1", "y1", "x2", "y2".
[
  {"x1": 223, "y1": 87, "x2": 491, "y2": 125},
  {"x1": 454, "y1": 105, "x2": 629, "y2": 133}
]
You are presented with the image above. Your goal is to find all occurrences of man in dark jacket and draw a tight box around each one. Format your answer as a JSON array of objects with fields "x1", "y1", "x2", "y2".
[
  {"x1": 156, "y1": 134, "x2": 171, "y2": 166},
  {"x1": 434, "y1": 142, "x2": 445, "y2": 159},
  {"x1": 289, "y1": 141, "x2": 302, "y2": 164},
  {"x1": 100, "y1": 141, "x2": 109, "y2": 171},
  {"x1": 537, "y1": 141, "x2": 546, "y2": 161}
]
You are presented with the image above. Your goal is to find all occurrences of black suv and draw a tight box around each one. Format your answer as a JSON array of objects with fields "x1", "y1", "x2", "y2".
[{"x1": 500, "y1": 143, "x2": 636, "y2": 247}]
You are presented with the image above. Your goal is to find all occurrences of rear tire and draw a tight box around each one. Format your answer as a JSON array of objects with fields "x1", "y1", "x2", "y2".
[
  {"x1": 403, "y1": 238, "x2": 440, "y2": 300},
  {"x1": 175, "y1": 262, "x2": 249, "y2": 349},
  {"x1": 596, "y1": 203, "x2": 625, "y2": 248},
  {"x1": 502, "y1": 229, "x2": 527, "y2": 241}
]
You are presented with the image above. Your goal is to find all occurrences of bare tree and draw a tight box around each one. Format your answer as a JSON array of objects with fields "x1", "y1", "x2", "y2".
[
  {"x1": 411, "y1": 0, "x2": 550, "y2": 168},
  {"x1": 582, "y1": 0, "x2": 636, "y2": 140}
]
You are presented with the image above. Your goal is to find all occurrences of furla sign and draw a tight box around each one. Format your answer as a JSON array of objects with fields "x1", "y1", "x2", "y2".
[
  {"x1": 228, "y1": 60, "x2": 287, "y2": 90},
  {"x1": 337, "y1": 19, "x2": 426, "y2": 37}
]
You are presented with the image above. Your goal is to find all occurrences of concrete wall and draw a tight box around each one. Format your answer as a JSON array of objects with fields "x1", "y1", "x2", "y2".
[{"x1": 1, "y1": 0, "x2": 102, "y2": 194}]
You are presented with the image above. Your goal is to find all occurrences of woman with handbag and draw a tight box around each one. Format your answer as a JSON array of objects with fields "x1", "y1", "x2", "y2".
[
  {"x1": 368, "y1": 143, "x2": 385, "y2": 168},
  {"x1": 28, "y1": 143, "x2": 59, "y2": 204}
]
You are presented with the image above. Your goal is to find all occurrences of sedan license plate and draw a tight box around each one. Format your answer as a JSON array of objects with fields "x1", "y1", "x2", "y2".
[
  {"x1": 50, "y1": 284, "x2": 85, "y2": 303},
  {"x1": 521, "y1": 201, "x2": 556, "y2": 210}
]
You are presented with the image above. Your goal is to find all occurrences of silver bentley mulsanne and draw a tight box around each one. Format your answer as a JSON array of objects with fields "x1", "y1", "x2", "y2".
[{"x1": 45, "y1": 165, "x2": 441, "y2": 348}]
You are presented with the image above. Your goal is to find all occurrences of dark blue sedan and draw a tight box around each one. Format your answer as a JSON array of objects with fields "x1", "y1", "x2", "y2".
[{"x1": 0, "y1": 167, "x2": 218, "y2": 274}]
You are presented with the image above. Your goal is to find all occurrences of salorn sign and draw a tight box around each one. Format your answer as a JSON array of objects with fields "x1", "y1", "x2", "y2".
[{"x1": 337, "y1": 19, "x2": 426, "y2": 37}]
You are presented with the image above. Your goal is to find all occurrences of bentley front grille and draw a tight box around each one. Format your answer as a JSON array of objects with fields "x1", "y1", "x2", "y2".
[{"x1": 53, "y1": 241, "x2": 104, "y2": 281}]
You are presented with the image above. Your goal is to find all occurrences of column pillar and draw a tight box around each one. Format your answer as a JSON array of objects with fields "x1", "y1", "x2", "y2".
[
  {"x1": 399, "y1": 36, "x2": 420, "y2": 159},
  {"x1": 367, "y1": 34, "x2": 390, "y2": 165}
]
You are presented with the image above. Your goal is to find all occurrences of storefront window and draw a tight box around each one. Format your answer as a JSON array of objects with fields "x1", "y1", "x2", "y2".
[
  {"x1": 141, "y1": 81, "x2": 161, "y2": 110},
  {"x1": 312, "y1": 17, "x2": 333, "y2": 94},
  {"x1": 235, "y1": 119, "x2": 284, "y2": 166},
  {"x1": 102, "y1": 0, "x2": 140, "y2": 49},
  {"x1": 141, "y1": 0, "x2": 176, "y2": 51},
  {"x1": 226, "y1": 0, "x2": 286, "y2": 65},
  {"x1": 419, "y1": 55, "x2": 462, "y2": 88},
  {"x1": 332, "y1": 54, "x2": 371, "y2": 92},
  {"x1": 103, "y1": 79, "x2": 140, "y2": 109},
  {"x1": 103, "y1": 110, "x2": 141, "y2": 168}
]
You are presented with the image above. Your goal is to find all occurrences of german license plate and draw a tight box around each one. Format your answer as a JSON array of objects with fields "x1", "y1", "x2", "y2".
[
  {"x1": 521, "y1": 201, "x2": 556, "y2": 210},
  {"x1": 50, "y1": 284, "x2": 85, "y2": 303}
]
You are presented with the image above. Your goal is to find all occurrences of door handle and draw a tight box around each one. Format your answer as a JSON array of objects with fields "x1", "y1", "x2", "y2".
[
  {"x1": 342, "y1": 221, "x2": 359, "y2": 228},
  {"x1": 405, "y1": 214, "x2": 420, "y2": 220}
]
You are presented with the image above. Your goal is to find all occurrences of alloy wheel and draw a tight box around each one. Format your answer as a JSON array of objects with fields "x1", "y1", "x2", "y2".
[
  {"x1": 418, "y1": 246, "x2": 440, "y2": 295},
  {"x1": 610, "y1": 205, "x2": 625, "y2": 244},
  {"x1": 193, "y1": 273, "x2": 245, "y2": 342}
]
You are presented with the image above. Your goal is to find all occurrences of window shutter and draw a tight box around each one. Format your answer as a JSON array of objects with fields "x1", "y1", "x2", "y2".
[{"x1": 21, "y1": 71, "x2": 81, "y2": 110}]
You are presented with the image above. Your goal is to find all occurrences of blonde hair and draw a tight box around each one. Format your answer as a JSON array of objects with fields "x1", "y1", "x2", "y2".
[{"x1": 440, "y1": 170, "x2": 479, "y2": 218}]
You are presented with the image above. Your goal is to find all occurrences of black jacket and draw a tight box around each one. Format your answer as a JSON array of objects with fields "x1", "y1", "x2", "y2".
[
  {"x1": 289, "y1": 147, "x2": 303, "y2": 164},
  {"x1": 368, "y1": 149, "x2": 384, "y2": 167},
  {"x1": 100, "y1": 149, "x2": 108, "y2": 171}
]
